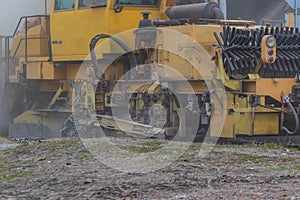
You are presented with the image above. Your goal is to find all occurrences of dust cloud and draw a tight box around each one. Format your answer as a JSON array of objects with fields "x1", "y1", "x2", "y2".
[{"x1": 0, "y1": 0, "x2": 49, "y2": 136}]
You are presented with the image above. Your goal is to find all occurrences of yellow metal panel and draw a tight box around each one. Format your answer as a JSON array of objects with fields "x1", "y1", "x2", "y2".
[
  {"x1": 107, "y1": 8, "x2": 166, "y2": 35},
  {"x1": 256, "y1": 79, "x2": 297, "y2": 102},
  {"x1": 163, "y1": 54, "x2": 191, "y2": 77},
  {"x1": 50, "y1": 0, "x2": 167, "y2": 62},
  {"x1": 234, "y1": 112, "x2": 252, "y2": 135},
  {"x1": 27, "y1": 62, "x2": 41, "y2": 79},
  {"x1": 288, "y1": 13, "x2": 294, "y2": 27},
  {"x1": 172, "y1": 81, "x2": 207, "y2": 94},
  {"x1": 161, "y1": 25, "x2": 222, "y2": 81},
  {"x1": 212, "y1": 93, "x2": 235, "y2": 138},
  {"x1": 217, "y1": 114, "x2": 234, "y2": 138},
  {"x1": 241, "y1": 80, "x2": 256, "y2": 93},
  {"x1": 41, "y1": 62, "x2": 66, "y2": 80},
  {"x1": 66, "y1": 64, "x2": 81, "y2": 80},
  {"x1": 39, "y1": 81, "x2": 61, "y2": 92},
  {"x1": 234, "y1": 94, "x2": 248, "y2": 108},
  {"x1": 254, "y1": 113, "x2": 279, "y2": 135},
  {"x1": 10, "y1": 24, "x2": 49, "y2": 58},
  {"x1": 26, "y1": 61, "x2": 66, "y2": 80},
  {"x1": 232, "y1": 112, "x2": 279, "y2": 136},
  {"x1": 42, "y1": 62, "x2": 55, "y2": 79},
  {"x1": 51, "y1": 8, "x2": 106, "y2": 61},
  {"x1": 167, "y1": 25, "x2": 222, "y2": 56},
  {"x1": 217, "y1": 97, "x2": 232, "y2": 137}
]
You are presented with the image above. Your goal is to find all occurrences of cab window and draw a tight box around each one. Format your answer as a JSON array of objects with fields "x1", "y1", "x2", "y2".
[
  {"x1": 79, "y1": 0, "x2": 107, "y2": 8},
  {"x1": 54, "y1": 0, "x2": 75, "y2": 10},
  {"x1": 115, "y1": 0, "x2": 158, "y2": 6}
]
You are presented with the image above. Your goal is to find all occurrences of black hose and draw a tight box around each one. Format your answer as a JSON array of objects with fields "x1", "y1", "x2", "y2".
[
  {"x1": 282, "y1": 101, "x2": 299, "y2": 135},
  {"x1": 89, "y1": 34, "x2": 138, "y2": 80}
]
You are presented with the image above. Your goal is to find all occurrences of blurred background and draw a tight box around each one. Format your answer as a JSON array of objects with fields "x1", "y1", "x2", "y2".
[{"x1": 0, "y1": 0, "x2": 49, "y2": 35}]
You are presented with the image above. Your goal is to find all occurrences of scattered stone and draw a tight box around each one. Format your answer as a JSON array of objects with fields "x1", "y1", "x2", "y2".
[
  {"x1": 84, "y1": 178, "x2": 93, "y2": 184},
  {"x1": 285, "y1": 149, "x2": 292, "y2": 154},
  {"x1": 0, "y1": 138, "x2": 299, "y2": 199},
  {"x1": 36, "y1": 156, "x2": 46, "y2": 161}
]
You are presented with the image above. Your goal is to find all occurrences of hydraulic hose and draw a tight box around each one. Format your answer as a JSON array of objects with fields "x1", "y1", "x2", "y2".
[
  {"x1": 89, "y1": 34, "x2": 138, "y2": 80},
  {"x1": 282, "y1": 101, "x2": 299, "y2": 135}
]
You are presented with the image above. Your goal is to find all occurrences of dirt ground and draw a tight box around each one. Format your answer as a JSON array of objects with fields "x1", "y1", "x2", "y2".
[
  {"x1": 0, "y1": 137, "x2": 15, "y2": 144},
  {"x1": 0, "y1": 137, "x2": 299, "y2": 200}
]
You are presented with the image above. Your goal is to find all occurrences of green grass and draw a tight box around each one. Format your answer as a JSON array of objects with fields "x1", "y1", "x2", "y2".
[
  {"x1": 0, "y1": 170, "x2": 32, "y2": 181},
  {"x1": 75, "y1": 151, "x2": 94, "y2": 161},
  {"x1": 138, "y1": 140, "x2": 162, "y2": 147},
  {"x1": 213, "y1": 142, "x2": 299, "y2": 151},
  {"x1": 245, "y1": 168, "x2": 261, "y2": 173},
  {"x1": 46, "y1": 139, "x2": 80, "y2": 152},
  {"x1": 0, "y1": 157, "x2": 32, "y2": 181},
  {"x1": 123, "y1": 145, "x2": 162, "y2": 153},
  {"x1": 267, "y1": 165, "x2": 300, "y2": 172},
  {"x1": 117, "y1": 139, "x2": 164, "y2": 153},
  {"x1": 0, "y1": 139, "x2": 83, "y2": 182},
  {"x1": 258, "y1": 142, "x2": 300, "y2": 151},
  {"x1": 230, "y1": 153, "x2": 278, "y2": 164}
]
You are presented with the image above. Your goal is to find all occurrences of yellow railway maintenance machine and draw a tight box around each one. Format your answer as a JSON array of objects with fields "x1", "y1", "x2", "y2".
[{"x1": 1, "y1": 0, "x2": 300, "y2": 144}]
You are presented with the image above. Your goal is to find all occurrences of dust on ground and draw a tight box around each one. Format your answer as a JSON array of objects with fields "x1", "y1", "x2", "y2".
[
  {"x1": 0, "y1": 137, "x2": 299, "y2": 199},
  {"x1": 0, "y1": 137, "x2": 15, "y2": 144},
  {"x1": 0, "y1": 137, "x2": 19, "y2": 150}
]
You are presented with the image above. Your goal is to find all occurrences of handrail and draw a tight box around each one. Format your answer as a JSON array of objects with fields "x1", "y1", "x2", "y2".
[
  {"x1": 5, "y1": 15, "x2": 52, "y2": 79},
  {"x1": 10, "y1": 15, "x2": 49, "y2": 38},
  {"x1": 0, "y1": 36, "x2": 4, "y2": 60},
  {"x1": 5, "y1": 37, "x2": 10, "y2": 81},
  {"x1": 11, "y1": 36, "x2": 50, "y2": 58}
]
